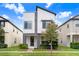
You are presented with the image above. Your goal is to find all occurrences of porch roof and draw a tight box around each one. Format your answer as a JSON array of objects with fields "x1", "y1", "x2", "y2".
[{"x1": 23, "y1": 33, "x2": 41, "y2": 36}]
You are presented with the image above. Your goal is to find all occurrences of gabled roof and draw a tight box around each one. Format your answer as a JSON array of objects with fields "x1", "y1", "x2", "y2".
[
  {"x1": 36, "y1": 6, "x2": 56, "y2": 15},
  {"x1": 0, "y1": 16, "x2": 23, "y2": 32},
  {"x1": 72, "y1": 15, "x2": 79, "y2": 19},
  {"x1": 58, "y1": 15, "x2": 79, "y2": 29}
]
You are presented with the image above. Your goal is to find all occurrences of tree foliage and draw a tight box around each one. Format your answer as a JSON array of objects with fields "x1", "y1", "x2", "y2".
[
  {"x1": 41, "y1": 21, "x2": 58, "y2": 50},
  {"x1": 0, "y1": 28, "x2": 5, "y2": 36},
  {"x1": 42, "y1": 22, "x2": 58, "y2": 41},
  {"x1": 0, "y1": 28, "x2": 5, "y2": 44}
]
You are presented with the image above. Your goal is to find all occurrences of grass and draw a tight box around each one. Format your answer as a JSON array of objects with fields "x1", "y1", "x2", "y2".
[
  {"x1": 0, "y1": 46, "x2": 27, "y2": 51},
  {"x1": 57, "y1": 46, "x2": 79, "y2": 51},
  {"x1": 34, "y1": 46, "x2": 79, "y2": 51},
  {"x1": 0, "y1": 46, "x2": 79, "y2": 56}
]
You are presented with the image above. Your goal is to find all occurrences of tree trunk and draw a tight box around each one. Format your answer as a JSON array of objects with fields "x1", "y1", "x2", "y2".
[{"x1": 51, "y1": 40, "x2": 52, "y2": 54}]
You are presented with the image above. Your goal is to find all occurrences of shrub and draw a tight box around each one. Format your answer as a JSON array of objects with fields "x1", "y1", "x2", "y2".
[
  {"x1": 0, "y1": 44, "x2": 7, "y2": 48},
  {"x1": 70, "y1": 43, "x2": 79, "y2": 49},
  {"x1": 40, "y1": 41, "x2": 50, "y2": 49},
  {"x1": 52, "y1": 41, "x2": 58, "y2": 49},
  {"x1": 3, "y1": 44, "x2": 8, "y2": 48},
  {"x1": 39, "y1": 44, "x2": 48, "y2": 49},
  {"x1": 0, "y1": 36, "x2": 4, "y2": 44},
  {"x1": 19, "y1": 44, "x2": 28, "y2": 49},
  {"x1": 39, "y1": 41, "x2": 58, "y2": 49},
  {"x1": 41, "y1": 41, "x2": 49, "y2": 45}
]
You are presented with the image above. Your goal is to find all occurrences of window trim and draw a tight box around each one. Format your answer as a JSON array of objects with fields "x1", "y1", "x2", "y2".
[
  {"x1": 24, "y1": 21, "x2": 32, "y2": 29},
  {"x1": 42, "y1": 20, "x2": 52, "y2": 29},
  {"x1": 67, "y1": 24, "x2": 69, "y2": 28},
  {"x1": 76, "y1": 24, "x2": 79, "y2": 27}
]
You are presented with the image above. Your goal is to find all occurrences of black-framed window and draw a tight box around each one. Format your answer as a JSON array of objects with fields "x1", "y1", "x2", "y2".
[
  {"x1": 14, "y1": 38, "x2": 17, "y2": 44},
  {"x1": 0, "y1": 22, "x2": 5, "y2": 27},
  {"x1": 13, "y1": 29, "x2": 15, "y2": 32},
  {"x1": 67, "y1": 24, "x2": 69, "y2": 28},
  {"x1": 76, "y1": 24, "x2": 79, "y2": 27},
  {"x1": 24, "y1": 21, "x2": 32, "y2": 29},
  {"x1": 42, "y1": 21, "x2": 51, "y2": 29}
]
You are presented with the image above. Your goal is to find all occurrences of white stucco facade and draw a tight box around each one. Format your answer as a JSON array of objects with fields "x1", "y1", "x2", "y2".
[
  {"x1": 23, "y1": 6, "x2": 56, "y2": 48},
  {"x1": 37, "y1": 8, "x2": 56, "y2": 33},
  {"x1": 23, "y1": 13, "x2": 35, "y2": 33}
]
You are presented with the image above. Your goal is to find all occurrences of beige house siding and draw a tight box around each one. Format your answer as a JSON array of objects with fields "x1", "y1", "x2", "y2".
[
  {"x1": 4, "y1": 22, "x2": 23, "y2": 47},
  {"x1": 58, "y1": 20, "x2": 73, "y2": 47},
  {"x1": 58, "y1": 15, "x2": 79, "y2": 47}
]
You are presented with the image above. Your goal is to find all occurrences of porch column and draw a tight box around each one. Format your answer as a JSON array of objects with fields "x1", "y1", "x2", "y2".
[{"x1": 70, "y1": 35, "x2": 73, "y2": 43}]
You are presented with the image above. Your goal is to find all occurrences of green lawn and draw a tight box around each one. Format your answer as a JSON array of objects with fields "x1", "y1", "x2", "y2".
[
  {"x1": 0, "y1": 46, "x2": 27, "y2": 51},
  {"x1": 0, "y1": 46, "x2": 79, "y2": 56}
]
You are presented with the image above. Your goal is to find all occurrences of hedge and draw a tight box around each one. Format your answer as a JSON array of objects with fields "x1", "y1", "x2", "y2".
[
  {"x1": 19, "y1": 44, "x2": 28, "y2": 49},
  {"x1": 0, "y1": 44, "x2": 7, "y2": 48},
  {"x1": 70, "y1": 43, "x2": 79, "y2": 49},
  {"x1": 39, "y1": 41, "x2": 58, "y2": 49}
]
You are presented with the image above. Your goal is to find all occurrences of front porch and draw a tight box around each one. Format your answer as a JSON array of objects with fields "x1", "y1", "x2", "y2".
[
  {"x1": 23, "y1": 34, "x2": 41, "y2": 48},
  {"x1": 67, "y1": 34, "x2": 79, "y2": 43}
]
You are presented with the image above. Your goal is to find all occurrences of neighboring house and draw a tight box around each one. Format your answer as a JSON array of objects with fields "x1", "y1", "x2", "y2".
[
  {"x1": 0, "y1": 16, "x2": 23, "y2": 47},
  {"x1": 57, "y1": 15, "x2": 79, "y2": 47},
  {"x1": 23, "y1": 6, "x2": 56, "y2": 48}
]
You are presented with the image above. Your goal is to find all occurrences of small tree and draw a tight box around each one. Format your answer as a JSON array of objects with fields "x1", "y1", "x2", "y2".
[
  {"x1": 0, "y1": 28, "x2": 5, "y2": 44},
  {"x1": 41, "y1": 21, "x2": 58, "y2": 51}
]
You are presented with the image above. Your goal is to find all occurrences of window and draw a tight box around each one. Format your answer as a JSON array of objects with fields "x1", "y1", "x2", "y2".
[
  {"x1": 0, "y1": 22, "x2": 5, "y2": 27},
  {"x1": 67, "y1": 24, "x2": 69, "y2": 28},
  {"x1": 76, "y1": 24, "x2": 79, "y2": 27},
  {"x1": 59, "y1": 29, "x2": 61, "y2": 32},
  {"x1": 14, "y1": 39, "x2": 17, "y2": 44},
  {"x1": 13, "y1": 29, "x2": 15, "y2": 32},
  {"x1": 67, "y1": 35, "x2": 70, "y2": 40},
  {"x1": 42, "y1": 21, "x2": 50, "y2": 29},
  {"x1": 17, "y1": 31, "x2": 18, "y2": 34},
  {"x1": 24, "y1": 21, "x2": 32, "y2": 29}
]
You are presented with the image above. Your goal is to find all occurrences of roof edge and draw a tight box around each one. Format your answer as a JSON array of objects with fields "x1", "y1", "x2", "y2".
[
  {"x1": 0, "y1": 16, "x2": 23, "y2": 32},
  {"x1": 57, "y1": 15, "x2": 79, "y2": 29},
  {"x1": 36, "y1": 6, "x2": 56, "y2": 15}
]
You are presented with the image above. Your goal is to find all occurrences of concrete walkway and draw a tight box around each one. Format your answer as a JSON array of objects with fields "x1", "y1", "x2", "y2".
[{"x1": 26, "y1": 48, "x2": 34, "y2": 53}]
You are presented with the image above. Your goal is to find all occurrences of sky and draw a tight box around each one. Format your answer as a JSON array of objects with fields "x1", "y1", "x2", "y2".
[{"x1": 0, "y1": 3, "x2": 79, "y2": 30}]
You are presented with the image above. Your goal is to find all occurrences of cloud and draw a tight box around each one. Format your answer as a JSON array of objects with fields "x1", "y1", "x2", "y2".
[
  {"x1": 2, "y1": 14, "x2": 10, "y2": 19},
  {"x1": 55, "y1": 11, "x2": 72, "y2": 26},
  {"x1": 17, "y1": 16, "x2": 22, "y2": 20},
  {"x1": 55, "y1": 20, "x2": 62, "y2": 26},
  {"x1": 4, "y1": 3, "x2": 25, "y2": 14},
  {"x1": 45, "y1": 3, "x2": 53, "y2": 8},
  {"x1": 57, "y1": 11, "x2": 72, "y2": 18},
  {"x1": 17, "y1": 4, "x2": 25, "y2": 14}
]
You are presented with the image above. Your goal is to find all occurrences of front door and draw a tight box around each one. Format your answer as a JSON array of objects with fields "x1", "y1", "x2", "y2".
[{"x1": 30, "y1": 36, "x2": 34, "y2": 47}]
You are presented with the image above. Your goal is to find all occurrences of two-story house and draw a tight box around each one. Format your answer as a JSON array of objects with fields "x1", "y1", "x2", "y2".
[
  {"x1": 0, "y1": 16, "x2": 23, "y2": 47},
  {"x1": 23, "y1": 6, "x2": 56, "y2": 48},
  {"x1": 57, "y1": 15, "x2": 79, "y2": 47}
]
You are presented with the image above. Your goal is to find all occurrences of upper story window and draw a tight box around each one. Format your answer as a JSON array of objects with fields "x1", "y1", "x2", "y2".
[
  {"x1": 76, "y1": 24, "x2": 79, "y2": 27},
  {"x1": 17, "y1": 31, "x2": 18, "y2": 34},
  {"x1": 13, "y1": 29, "x2": 15, "y2": 32},
  {"x1": 14, "y1": 38, "x2": 17, "y2": 44},
  {"x1": 42, "y1": 20, "x2": 51, "y2": 29},
  {"x1": 67, "y1": 24, "x2": 69, "y2": 28},
  {"x1": 59, "y1": 29, "x2": 61, "y2": 32},
  {"x1": 0, "y1": 22, "x2": 5, "y2": 27},
  {"x1": 24, "y1": 21, "x2": 32, "y2": 29}
]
